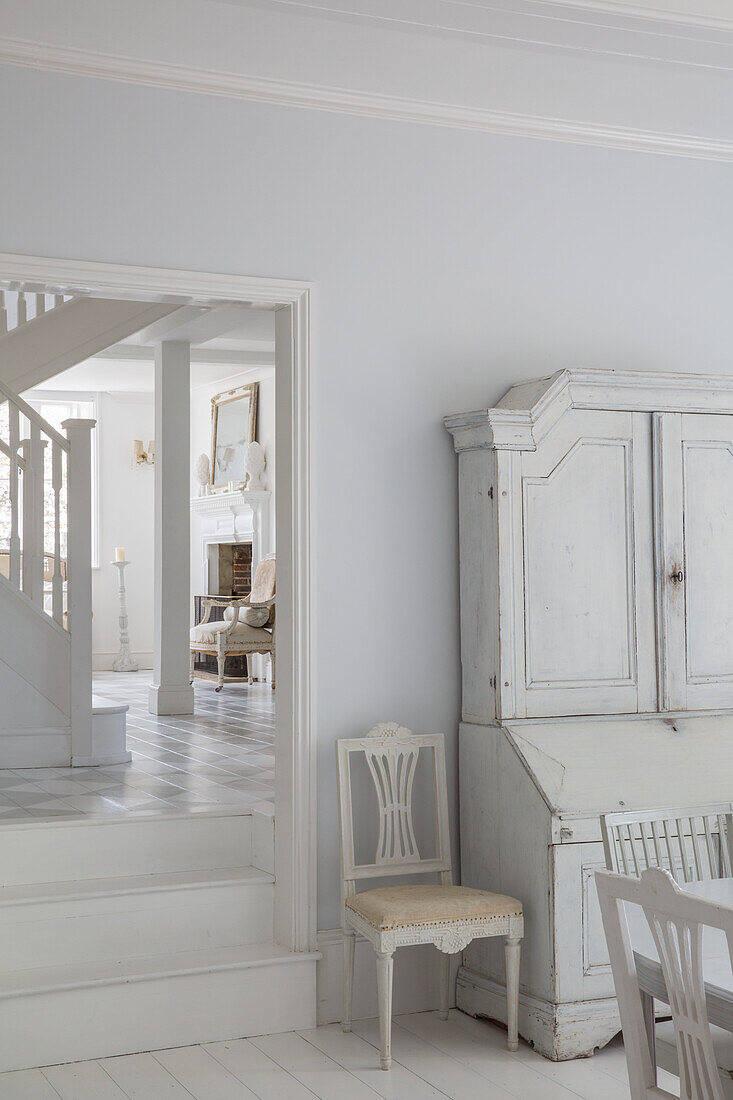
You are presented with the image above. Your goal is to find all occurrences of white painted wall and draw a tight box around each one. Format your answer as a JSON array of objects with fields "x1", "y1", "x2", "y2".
[
  {"x1": 190, "y1": 366, "x2": 275, "y2": 502},
  {"x1": 4, "y1": 62, "x2": 733, "y2": 933},
  {"x1": 91, "y1": 392, "x2": 155, "y2": 669}
]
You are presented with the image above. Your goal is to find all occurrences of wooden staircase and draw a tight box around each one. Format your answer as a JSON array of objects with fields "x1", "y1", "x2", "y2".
[{"x1": 0, "y1": 806, "x2": 317, "y2": 1072}]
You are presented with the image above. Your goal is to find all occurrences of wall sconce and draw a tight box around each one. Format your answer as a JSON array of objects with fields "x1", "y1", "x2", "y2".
[{"x1": 134, "y1": 440, "x2": 155, "y2": 466}]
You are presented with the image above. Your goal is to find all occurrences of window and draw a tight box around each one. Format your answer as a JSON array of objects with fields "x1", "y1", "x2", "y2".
[{"x1": 25, "y1": 394, "x2": 100, "y2": 570}]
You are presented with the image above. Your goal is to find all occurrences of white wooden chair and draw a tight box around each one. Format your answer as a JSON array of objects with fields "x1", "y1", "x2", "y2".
[
  {"x1": 189, "y1": 553, "x2": 275, "y2": 692},
  {"x1": 597, "y1": 866, "x2": 733, "y2": 1100},
  {"x1": 602, "y1": 805, "x2": 733, "y2": 884},
  {"x1": 336, "y1": 722, "x2": 524, "y2": 1070},
  {"x1": 602, "y1": 806, "x2": 733, "y2": 1093}
]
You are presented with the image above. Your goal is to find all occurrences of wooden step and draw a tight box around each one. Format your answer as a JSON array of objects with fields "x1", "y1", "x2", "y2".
[
  {"x1": 0, "y1": 943, "x2": 319, "y2": 1072},
  {"x1": 0, "y1": 866, "x2": 274, "y2": 970},
  {"x1": 0, "y1": 810, "x2": 253, "y2": 885}
]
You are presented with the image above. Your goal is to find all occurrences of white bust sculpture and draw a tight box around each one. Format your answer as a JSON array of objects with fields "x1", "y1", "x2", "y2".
[
  {"x1": 244, "y1": 441, "x2": 266, "y2": 490},
  {"x1": 194, "y1": 453, "x2": 210, "y2": 496}
]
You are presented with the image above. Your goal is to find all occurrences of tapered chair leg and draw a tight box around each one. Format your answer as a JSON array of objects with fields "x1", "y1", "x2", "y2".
[
  {"x1": 189, "y1": 650, "x2": 196, "y2": 685},
  {"x1": 342, "y1": 929, "x2": 355, "y2": 1033},
  {"x1": 505, "y1": 937, "x2": 521, "y2": 1051},
  {"x1": 376, "y1": 951, "x2": 394, "y2": 1070},
  {"x1": 439, "y1": 951, "x2": 452, "y2": 1020},
  {"x1": 216, "y1": 653, "x2": 226, "y2": 692}
]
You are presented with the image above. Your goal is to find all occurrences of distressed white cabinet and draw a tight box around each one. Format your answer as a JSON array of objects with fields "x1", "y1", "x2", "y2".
[{"x1": 445, "y1": 369, "x2": 733, "y2": 1059}]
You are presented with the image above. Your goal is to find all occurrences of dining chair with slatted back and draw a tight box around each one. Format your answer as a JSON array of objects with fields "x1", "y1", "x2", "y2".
[
  {"x1": 597, "y1": 866, "x2": 733, "y2": 1100},
  {"x1": 336, "y1": 722, "x2": 524, "y2": 1069},
  {"x1": 602, "y1": 806, "x2": 733, "y2": 1095},
  {"x1": 602, "y1": 805, "x2": 733, "y2": 885}
]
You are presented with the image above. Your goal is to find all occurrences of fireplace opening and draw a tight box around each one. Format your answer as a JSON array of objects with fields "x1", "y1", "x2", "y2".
[{"x1": 193, "y1": 541, "x2": 254, "y2": 679}]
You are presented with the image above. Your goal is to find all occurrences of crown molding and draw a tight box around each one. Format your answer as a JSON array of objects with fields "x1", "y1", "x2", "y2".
[
  {"x1": 227, "y1": 0, "x2": 733, "y2": 42},
  {"x1": 534, "y1": 0, "x2": 733, "y2": 32},
  {"x1": 1, "y1": 35, "x2": 732, "y2": 163},
  {"x1": 446, "y1": 367, "x2": 733, "y2": 451}
]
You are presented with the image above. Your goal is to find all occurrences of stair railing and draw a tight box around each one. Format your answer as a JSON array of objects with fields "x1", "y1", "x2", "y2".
[
  {"x1": 0, "y1": 299, "x2": 94, "y2": 761},
  {"x1": 0, "y1": 381, "x2": 94, "y2": 631},
  {"x1": 0, "y1": 287, "x2": 75, "y2": 337}
]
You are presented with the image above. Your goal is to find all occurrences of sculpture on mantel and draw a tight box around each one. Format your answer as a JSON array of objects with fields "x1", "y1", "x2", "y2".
[
  {"x1": 244, "y1": 441, "x2": 266, "y2": 490},
  {"x1": 194, "y1": 453, "x2": 210, "y2": 496}
]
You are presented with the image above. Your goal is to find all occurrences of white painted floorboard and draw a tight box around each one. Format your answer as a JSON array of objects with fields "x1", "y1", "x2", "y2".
[{"x1": 0, "y1": 1010, "x2": 681, "y2": 1099}]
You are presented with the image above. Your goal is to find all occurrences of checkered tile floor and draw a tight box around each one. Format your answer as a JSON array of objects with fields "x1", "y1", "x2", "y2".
[{"x1": 0, "y1": 672, "x2": 274, "y2": 822}]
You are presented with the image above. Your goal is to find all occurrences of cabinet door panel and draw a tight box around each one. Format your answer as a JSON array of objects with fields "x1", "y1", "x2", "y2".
[
  {"x1": 517, "y1": 410, "x2": 656, "y2": 717},
  {"x1": 659, "y1": 413, "x2": 733, "y2": 709}
]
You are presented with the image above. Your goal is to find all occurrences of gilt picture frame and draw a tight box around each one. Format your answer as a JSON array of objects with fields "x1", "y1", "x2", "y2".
[{"x1": 210, "y1": 382, "x2": 259, "y2": 488}]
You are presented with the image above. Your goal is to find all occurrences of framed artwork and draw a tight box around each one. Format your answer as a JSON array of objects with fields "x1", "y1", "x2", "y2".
[{"x1": 210, "y1": 382, "x2": 259, "y2": 488}]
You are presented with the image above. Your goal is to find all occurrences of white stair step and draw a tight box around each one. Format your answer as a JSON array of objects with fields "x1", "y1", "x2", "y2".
[
  {"x1": 0, "y1": 867, "x2": 273, "y2": 970},
  {"x1": 0, "y1": 810, "x2": 253, "y2": 885},
  {"x1": 0, "y1": 943, "x2": 319, "y2": 1073}
]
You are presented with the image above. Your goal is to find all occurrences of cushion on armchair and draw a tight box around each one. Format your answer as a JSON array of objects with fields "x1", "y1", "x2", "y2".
[
  {"x1": 223, "y1": 604, "x2": 271, "y2": 628},
  {"x1": 190, "y1": 619, "x2": 272, "y2": 647}
]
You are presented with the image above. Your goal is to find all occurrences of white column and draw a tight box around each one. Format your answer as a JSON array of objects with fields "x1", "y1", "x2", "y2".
[
  {"x1": 149, "y1": 341, "x2": 195, "y2": 715},
  {"x1": 63, "y1": 418, "x2": 95, "y2": 763}
]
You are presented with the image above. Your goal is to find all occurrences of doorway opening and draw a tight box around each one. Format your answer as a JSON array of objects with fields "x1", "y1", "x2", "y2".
[{"x1": 0, "y1": 257, "x2": 315, "y2": 967}]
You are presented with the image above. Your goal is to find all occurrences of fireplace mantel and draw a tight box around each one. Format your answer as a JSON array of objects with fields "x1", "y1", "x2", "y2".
[
  {"x1": 190, "y1": 489, "x2": 270, "y2": 524},
  {"x1": 190, "y1": 489, "x2": 272, "y2": 594}
]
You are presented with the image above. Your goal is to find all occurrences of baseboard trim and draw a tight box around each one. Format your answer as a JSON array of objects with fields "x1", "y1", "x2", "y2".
[
  {"x1": 456, "y1": 964, "x2": 620, "y2": 1060},
  {"x1": 316, "y1": 927, "x2": 459, "y2": 1026},
  {"x1": 1, "y1": 35, "x2": 733, "y2": 163},
  {"x1": 93, "y1": 652, "x2": 153, "y2": 672},
  {"x1": 0, "y1": 728, "x2": 70, "y2": 769},
  {"x1": 72, "y1": 751, "x2": 132, "y2": 767}
]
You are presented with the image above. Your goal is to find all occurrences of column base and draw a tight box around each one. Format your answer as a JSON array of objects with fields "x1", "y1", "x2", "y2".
[{"x1": 148, "y1": 683, "x2": 195, "y2": 715}]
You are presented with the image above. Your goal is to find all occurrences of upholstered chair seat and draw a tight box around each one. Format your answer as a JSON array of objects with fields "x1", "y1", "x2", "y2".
[
  {"x1": 190, "y1": 620, "x2": 272, "y2": 647},
  {"x1": 346, "y1": 884, "x2": 522, "y2": 932}
]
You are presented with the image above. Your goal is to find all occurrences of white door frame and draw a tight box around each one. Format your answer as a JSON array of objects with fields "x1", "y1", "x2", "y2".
[{"x1": 0, "y1": 253, "x2": 316, "y2": 954}]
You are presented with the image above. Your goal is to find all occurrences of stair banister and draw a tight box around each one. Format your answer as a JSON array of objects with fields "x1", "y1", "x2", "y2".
[
  {"x1": 0, "y1": 378, "x2": 70, "y2": 451},
  {"x1": 63, "y1": 417, "x2": 95, "y2": 765}
]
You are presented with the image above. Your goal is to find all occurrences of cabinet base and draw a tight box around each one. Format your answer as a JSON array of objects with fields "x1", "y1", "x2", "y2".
[{"x1": 456, "y1": 965, "x2": 621, "y2": 1061}]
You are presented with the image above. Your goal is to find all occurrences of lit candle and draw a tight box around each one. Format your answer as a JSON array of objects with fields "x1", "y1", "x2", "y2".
[{"x1": 114, "y1": 547, "x2": 126, "y2": 562}]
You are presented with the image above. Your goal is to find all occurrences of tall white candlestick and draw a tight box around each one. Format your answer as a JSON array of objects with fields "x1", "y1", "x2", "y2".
[{"x1": 111, "y1": 560, "x2": 138, "y2": 672}]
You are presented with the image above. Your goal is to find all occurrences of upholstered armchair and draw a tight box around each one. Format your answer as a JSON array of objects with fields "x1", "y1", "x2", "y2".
[{"x1": 189, "y1": 553, "x2": 275, "y2": 692}]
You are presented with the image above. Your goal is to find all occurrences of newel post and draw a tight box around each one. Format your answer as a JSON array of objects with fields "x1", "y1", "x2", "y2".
[{"x1": 63, "y1": 417, "x2": 95, "y2": 764}]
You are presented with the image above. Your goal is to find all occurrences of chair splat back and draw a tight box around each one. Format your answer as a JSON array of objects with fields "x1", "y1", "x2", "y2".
[
  {"x1": 337, "y1": 722, "x2": 452, "y2": 899},
  {"x1": 364, "y1": 734, "x2": 421, "y2": 865},
  {"x1": 597, "y1": 866, "x2": 733, "y2": 1100}
]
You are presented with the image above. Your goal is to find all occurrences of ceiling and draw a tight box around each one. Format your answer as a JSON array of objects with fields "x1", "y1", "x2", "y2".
[{"x1": 27, "y1": 304, "x2": 275, "y2": 395}]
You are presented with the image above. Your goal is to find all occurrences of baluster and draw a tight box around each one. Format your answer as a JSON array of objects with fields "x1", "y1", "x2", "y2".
[
  {"x1": 35, "y1": 293, "x2": 46, "y2": 317},
  {"x1": 16, "y1": 291, "x2": 27, "y2": 326},
  {"x1": 51, "y1": 441, "x2": 63, "y2": 625},
  {"x1": 8, "y1": 403, "x2": 20, "y2": 588},
  {"x1": 21, "y1": 422, "x2": 44, "y2": 605},
  {"x1": 54, "y1": 294, "x2": 64, "y2": 309},
  {"x1": 0, "y1": 290, "x2": 7, "y2": 335}
]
